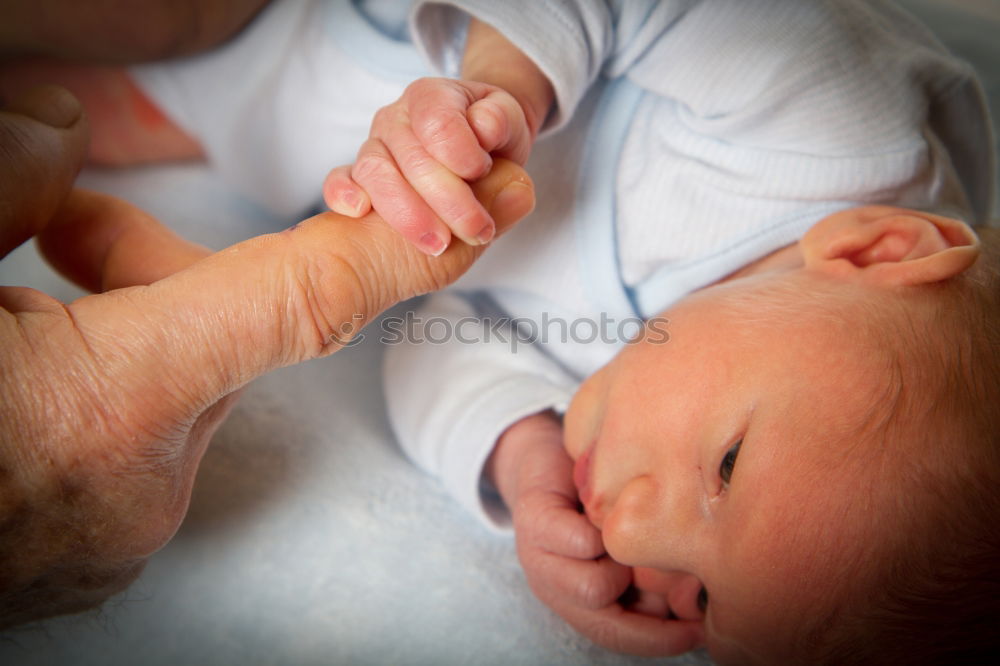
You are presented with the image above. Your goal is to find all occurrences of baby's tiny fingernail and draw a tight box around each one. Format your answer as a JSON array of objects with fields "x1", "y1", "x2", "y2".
[
  {"x1": 329, "y1": 200, "x2": 350, "y2": 216},
  {"x1": 332, "y1": 189, "x2": 368, "y2": 217},
  {"x1": 419, "y1": 231, "x2": 448, "y2": 256},
  {"x1": 344, "y1": 190, "x2": 362, "y2": 214},
  {"x1": 474, "y1": 222, "x2": 495, "y2": 245}
]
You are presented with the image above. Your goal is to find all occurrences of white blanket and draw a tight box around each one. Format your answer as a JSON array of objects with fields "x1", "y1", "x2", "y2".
[{"x1": 0, "y1": 1, "x2": 995, "y2": 663}]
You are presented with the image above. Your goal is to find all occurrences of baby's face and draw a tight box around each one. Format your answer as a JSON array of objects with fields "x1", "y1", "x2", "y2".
[{"x1": 564, "y1": 266, "x2": 894, "y2": 663}]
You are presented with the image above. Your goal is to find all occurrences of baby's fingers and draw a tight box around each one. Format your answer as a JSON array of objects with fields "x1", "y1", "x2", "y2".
[
  {"x1": 363, "y1": 122, "x2": 497, "y2": 248},
  {"x1": 323, "y1": 165, "x2": 371, "y2": 218},
  {"x1": 628, "y1": 587, "x2": 671, "y2": 619},
  {"x1": 407, "y1": 78, "x2": 492, "y2": 180},
  {"x1": 516, "y1": 486, "x2": 605, "y2": 560},
  {"x1": 467, "y1": 90, "x2": 533, "y2": 165},
  {"x1": 522, "y1": 551, "x2": 632, "y2": 612},
  {"x1": 561, "y1": 604, "x2": 705, "y2": 657},
  {"x1": 350, "y1": 137, "x2": 454, "y2": 255}
]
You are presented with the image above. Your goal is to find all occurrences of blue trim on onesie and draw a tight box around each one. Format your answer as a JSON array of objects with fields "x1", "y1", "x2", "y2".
[
  {"x1": 324, "y1": 1, "x2": 430, "y2": 83},
  {"x1": 573, "y1": 77, "x2": 645, "y2": 322},
  {"x1": 573, "y1": 78, "x2": 856, "y2": 322},
  {"x1": 630, "y1": 202, "x2": 853, "y2": 319}
]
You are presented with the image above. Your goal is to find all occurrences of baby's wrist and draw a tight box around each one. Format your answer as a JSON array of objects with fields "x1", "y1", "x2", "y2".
[
  {"x1": 487, "y1": 410, "x2": 561, "y2": 504},
  {"x1": 485, "y1": 423, "x2": 529, "y2": 506}
]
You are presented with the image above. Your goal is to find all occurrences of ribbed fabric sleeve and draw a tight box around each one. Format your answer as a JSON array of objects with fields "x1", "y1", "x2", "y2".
[
  {"x1": 409, "y1": 0, "x2": 693, "y2": 133},
  {"x1": 383, "y1": 293, "x2": 578, "y2": 531},
  {"x1": 613, "y1": 0, "x2": 994, "y2": 288}
]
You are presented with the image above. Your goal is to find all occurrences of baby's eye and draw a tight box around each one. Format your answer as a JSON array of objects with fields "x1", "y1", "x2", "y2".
[{"x1": 720, "y1": 438, "x2": 742, "y2": 486}]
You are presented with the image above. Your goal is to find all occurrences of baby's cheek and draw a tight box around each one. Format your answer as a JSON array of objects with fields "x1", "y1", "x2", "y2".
[
  {"x1": 564, "y1": 364, "x2": 615, "y2": 457},
  {"x1": 563, "y1": 384, "x2": 598, "y2": 459}
]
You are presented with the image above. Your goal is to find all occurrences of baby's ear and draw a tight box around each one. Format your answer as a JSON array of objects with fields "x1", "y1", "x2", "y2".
[{"x1": 801, "y1": 206, "x2": 980, "y2": 286}]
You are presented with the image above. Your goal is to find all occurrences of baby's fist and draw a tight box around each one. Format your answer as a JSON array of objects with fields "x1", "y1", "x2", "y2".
[{"x1": 324, "y1": 77, "x2": 534, "y2": 255}]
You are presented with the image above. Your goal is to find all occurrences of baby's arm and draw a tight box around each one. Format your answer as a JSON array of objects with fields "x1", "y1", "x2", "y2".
[
  {"x1": 323, "y1": 18, "x2": 553, "y2": 255},
  {"x1": 383, "y1": 291, "x2": 575, "y2": 526},
  {"x1": 488, "y1": 411, "x2": 704, "y2": 657}
]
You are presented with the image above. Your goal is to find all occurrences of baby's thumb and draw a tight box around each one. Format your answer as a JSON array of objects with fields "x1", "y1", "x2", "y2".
[{"x1": 68, "y1": 159, "x2": 533, "y2": 413}]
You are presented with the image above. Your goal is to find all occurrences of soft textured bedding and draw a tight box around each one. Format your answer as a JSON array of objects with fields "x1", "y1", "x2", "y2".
[{"x1": 0, "y1": 1, "x2": 996, "y2": 664}]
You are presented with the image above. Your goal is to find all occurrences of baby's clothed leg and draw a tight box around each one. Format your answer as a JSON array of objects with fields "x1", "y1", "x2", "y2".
[{"x1": 0, "y1": 60, "x2": 203, "y2": 166}]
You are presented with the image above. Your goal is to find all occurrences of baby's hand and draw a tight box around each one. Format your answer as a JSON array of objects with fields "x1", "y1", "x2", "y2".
[
  {"x1": 630, "y1": 568, "x2": 708, "y2": 623},
  {"x1": 323, "y1": 77, "x2": 534, "y2": 255},
  {"x1": 487, "y1": 412, "x2": 704, "y2": 657}
]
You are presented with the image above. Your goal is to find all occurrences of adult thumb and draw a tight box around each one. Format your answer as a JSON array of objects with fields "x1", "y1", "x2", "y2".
[
  {"x1": 65, "y1": 159, "x2": 534, "y2": 415},
  {"x1": 0, "y1": 85, "x2": 88, "y2": 258}
]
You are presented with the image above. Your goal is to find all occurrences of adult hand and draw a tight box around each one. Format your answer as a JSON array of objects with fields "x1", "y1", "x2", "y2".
[
  {"x1": 0, "y1": 86, "x2": 534, "y2": 629},
  {"x1": 0, "y1": 0, "x2": 270, "y2": 62}
]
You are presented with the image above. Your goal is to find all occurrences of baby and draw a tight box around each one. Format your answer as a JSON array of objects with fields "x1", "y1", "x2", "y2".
[
  {"x1": 7, "y1": 0, "x2": 997, "y2": 662},
  {"x1": 552, "y1": 207, "x2": 1000, "y2": 663},
  {"x1": 368, "y1": 2, "x2": 1000, "y2": 664}
]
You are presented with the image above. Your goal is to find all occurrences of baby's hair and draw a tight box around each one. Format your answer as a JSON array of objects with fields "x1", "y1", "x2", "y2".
[{"x1": 808, "y1": 225, "x2": 1000, "y2": 664}]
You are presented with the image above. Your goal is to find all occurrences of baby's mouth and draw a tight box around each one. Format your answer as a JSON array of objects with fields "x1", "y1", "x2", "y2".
[{"x1": 572, "y1": 448, "x2": 601, "y2": 526}]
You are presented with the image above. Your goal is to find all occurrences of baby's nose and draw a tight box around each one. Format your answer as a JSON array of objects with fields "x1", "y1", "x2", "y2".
[{"x1": 601, "y1": 475, "x2": 703, "y2": 572}]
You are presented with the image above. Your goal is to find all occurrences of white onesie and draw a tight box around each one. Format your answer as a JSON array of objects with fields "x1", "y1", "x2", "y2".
[
  {"x1": 387, "y1": 0, "x2": 994, "y2": 529},
  {"x1": 129, "y1": 0, "x2": 994, "y2": 530}
]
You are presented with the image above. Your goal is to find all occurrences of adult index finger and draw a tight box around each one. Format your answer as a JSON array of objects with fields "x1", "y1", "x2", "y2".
[{"x1": 61, "y1": 160, "x2": 533, "y2": 419}]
